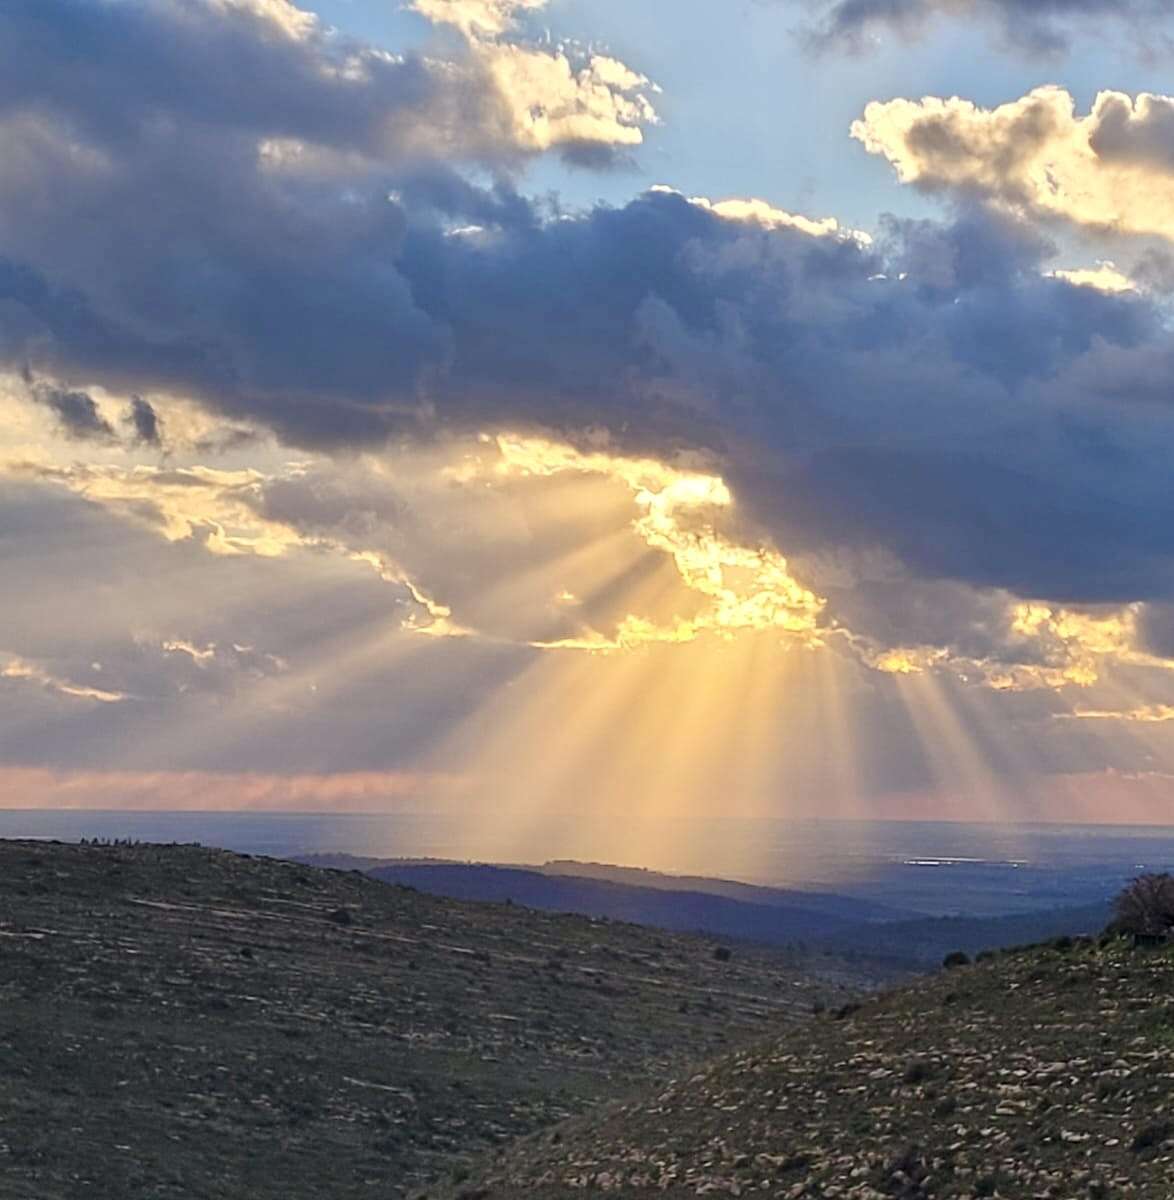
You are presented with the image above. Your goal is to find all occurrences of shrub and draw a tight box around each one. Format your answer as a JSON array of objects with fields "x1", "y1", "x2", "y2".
[
  {"x1": 942, "y1": 950, "x2": 970, "y2": 970},
  {"x1": 1131, "y1": 1120, "x2": 1172, "y2": 1153},
  {"x1": 1109, "y1": 874, "x2": 1174, "y2": 938},
  {"x1": 712, "y1": 946, "x2": 732, "y2": 962}
]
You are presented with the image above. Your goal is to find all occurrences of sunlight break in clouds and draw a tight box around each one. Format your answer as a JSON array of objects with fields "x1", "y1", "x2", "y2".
[
  {"x1": 491, "y1": 435, "x2": 825, "y2": 650},
  {"x1": 853, "y1": 87, "x2": 1174, "y2": 242}
]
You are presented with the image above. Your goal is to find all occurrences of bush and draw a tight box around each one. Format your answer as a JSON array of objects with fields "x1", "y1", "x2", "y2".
[
  {"x1": 1131, "y1": 1120, "x2": 1172, "y2": 1153},
  {"x1": 942, "y1": 950, "x2": 971, "y2": 970},
  {"x1": 1109, "y1": 874, "x2": 1174, "y2": 938}
]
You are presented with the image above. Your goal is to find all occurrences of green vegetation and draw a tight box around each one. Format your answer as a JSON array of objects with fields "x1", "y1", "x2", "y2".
[{"x1": 1109, "y1": 874, "x2": 1174, "y2": 941}]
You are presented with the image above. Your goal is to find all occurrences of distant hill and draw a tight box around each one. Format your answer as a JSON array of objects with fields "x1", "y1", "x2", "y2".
[
  {"x1": 537, "y1": 860, "x2": 921, "y2": 923},
  {"x1": 0, "y1": 839, "x2": 867, "y2": 1200},
  {"x1": 295, "y1": 853, "x2": 920, "y2": 923},
  {"x1": 297, "y1": 856, "x2": 1116, "y2": 970},
  {"x1": 456, "y1": 935, "x2": 1174, "y2": 1198},
  {"x1": 365, "y1": 861, "x2": 867, "y2": 948}
]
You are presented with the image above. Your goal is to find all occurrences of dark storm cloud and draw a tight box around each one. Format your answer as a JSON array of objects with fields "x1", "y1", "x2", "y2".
[
  {"x1": 804, "y1": 0, "x2": 1171, "y2": 54},
  {"x1": 125, "y1": 397, "x2": 162, "y2": 446},
  {"x1": 8, "y1": 1, "x2": 1174, "y2": 607},
  {"x1": 30, "y1": 380, "x2": 116, "y2": 441},
  {"x1": 404, "y1": 195, "x2": 1174, "y2": 604},
  {"x1": 0, "y1": 0, "x2": 503, "y2": 165}
]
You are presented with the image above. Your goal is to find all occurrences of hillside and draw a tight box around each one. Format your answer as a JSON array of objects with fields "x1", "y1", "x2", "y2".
[
  {"x1": 0, "y1": 840, "x2": 865, "y2": 1200},
  {"x1": 455, "y1": 935, "x2": 1174, "y2": 1198}
]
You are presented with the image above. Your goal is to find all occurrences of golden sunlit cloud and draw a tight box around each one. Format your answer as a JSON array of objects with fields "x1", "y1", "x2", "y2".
[
  {"x1": 1059, "y1": 704, "x2": 1174, "y2": 723},
  {"x1": 1049, "y1": 263, "x2": 1136, "y2": 293},
  {"x1": 4, "y1": 453, "x2": 454, "y2": 635},
  {"x1": 649, "y1": 185, "x2": 870, "y2": 243},
  {"x1": 7, "y1": 460, "x2": 302, "y2": 557},
  {"x1": 212, "y1": 0, "x2": 318, "y2": 40},
  {"x1": 1, "y1": 653, "x2": 128, "y2": 704},
  {"x1": 853, "y1": 87, "x2": 1174, "y2": 242},
  {"x1": 410, "y1": 0, "x2": 545, "y2": 37},
  {"x1": 13, "y1": 414, "x2": 1174, "y2": 708},
  {"x1": 491, "y1": 433, "x2": 826, "y2": 650},
  {"x1": 411, "y1": 0, "x2": 658, "y2": 155}
]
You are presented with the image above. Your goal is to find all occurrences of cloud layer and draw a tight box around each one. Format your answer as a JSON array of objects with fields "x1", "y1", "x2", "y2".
[
  {"x1": 7, "y1": 0, "x2": 1174, "y2": 816},
  {"x1": 7, "y1": 22, "x2": 1174, "y2": 609}
]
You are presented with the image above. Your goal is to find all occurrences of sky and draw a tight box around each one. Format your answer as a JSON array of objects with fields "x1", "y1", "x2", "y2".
[{"x1": 6, "y1": 0, "x2": 1174, "y2": 853}]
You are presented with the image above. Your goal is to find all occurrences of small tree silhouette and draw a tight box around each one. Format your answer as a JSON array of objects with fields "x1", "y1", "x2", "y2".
[{"x1": 1110, "y1": 873, "x2": 1174, "y2": 938}]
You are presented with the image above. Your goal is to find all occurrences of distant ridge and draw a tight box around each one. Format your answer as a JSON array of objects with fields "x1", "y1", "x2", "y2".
[
  {"x1": 296, "y1": 855, "x2": 1113, "y2": 968},
  {"x1": 295, "y1": 854, "x2": 921, "y2": 920}
]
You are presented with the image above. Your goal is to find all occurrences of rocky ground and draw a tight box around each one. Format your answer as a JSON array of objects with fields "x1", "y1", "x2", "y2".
[
  {"x1": 453, "y1": 937, "x2": 1174, "y2": 1199},
  {"x1": 0, "y1": 839, "x2": 866, "y2": 1199}
]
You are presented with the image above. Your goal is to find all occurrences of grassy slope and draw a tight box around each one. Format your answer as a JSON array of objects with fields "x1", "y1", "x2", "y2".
[
  {"x1": 458, "y1": 937, "x2": 1174, "y2": 1198},
  {"x1": 0, "y1": 840, "x2": 865, "y2": 1200}
]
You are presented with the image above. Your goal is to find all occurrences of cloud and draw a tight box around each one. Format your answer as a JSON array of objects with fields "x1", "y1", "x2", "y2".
[
  {"x1": 805, "y1": 0, "x2": 1171, "y2": 56},
  {"x1": 1, "y1": 652, "x2": 128, "y2": 704},
  {"x1": 474, "y1": 42, "x2": 656, "y2": 157},
  {"x1": 0, "y1": 0, "x2": 654, "y2": 161},
  {"x1": 0, "y1": 766, "x2": 442, "y2": 811},
  {"x1": 9, "y1": 3, "x2": 1174, "y2": 689},
  {"x1": 852, "y1": 87, "x2": 1174, "y2": 241},
  {"x1": 411, "y1": 0, "x2": 547, "y2": 38},
  {"x1": 1048, "y1": 263, "x2": 1136, "y2": 293},
  {"x1": 414, "y1": 0, "x2": 658, "y2": 159},
  {"x1": 650, "y1": 185, "x2": 866, "y2": 241},
  {"x1": 0, "y1": 468, "x2": 526, "y2": 773},
  {"x1": 7, "y1": 152, "x2": 1174, "y2": 612},
  {"x1": 125, "y1": 396, "x2": 162, "y2": 446},
  {"x1": 1058, "y1": 703, "x2": 1174, "y2": 723},
  {"x1": 29, "y1": 379, "x2": 116, "y2": 441},
  {"x1": 0, "y1": 0, "x2": 657, "y2": 446}
]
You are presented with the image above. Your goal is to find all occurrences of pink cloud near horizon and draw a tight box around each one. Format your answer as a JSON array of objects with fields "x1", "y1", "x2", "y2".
[{"x1": 0, "y1": 767, "x2": 461, "y2": 812}]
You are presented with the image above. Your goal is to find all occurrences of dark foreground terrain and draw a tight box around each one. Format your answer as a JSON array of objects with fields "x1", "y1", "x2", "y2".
[
  {"x1": 455, "y1": 937, "x2": 1174, "y2": 1198},
  {"x1": 0, "y1": 840, "x2": 864, "y2": 1199}
]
